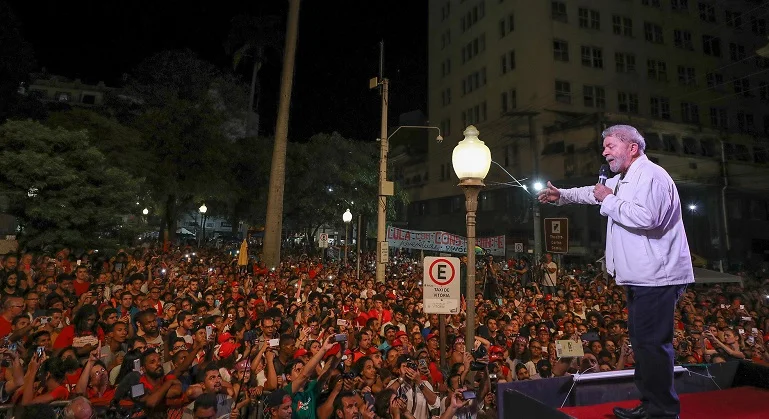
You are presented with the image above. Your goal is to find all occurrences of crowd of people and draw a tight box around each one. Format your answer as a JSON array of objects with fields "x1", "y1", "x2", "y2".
[{"x1": 0, "y1": 245, "x2": 767, "y2": 419}]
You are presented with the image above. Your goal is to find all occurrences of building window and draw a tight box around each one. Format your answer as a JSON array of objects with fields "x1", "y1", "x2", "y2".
[
  {"x1": 702, "y1": 35, "x2": 721, "y2": 56},
  {"x1": 736, "y1": 112, "x2": 755, "y2": 132},
  {"x1": 698, "y1": 2, "x2": 716, "y2": 23},
  {"x1": 583, "y1": 85, "x2": 606, "y2": 108},
  {"x1": 441, "y1": 59, "x2": 451, "y2": 77},
  {"x1": 647, "y1": 59, "x2": 668, "y2": 81},
  {"x1": 612, "y1": 15, "x2": 633, "y2": 37},
  {"x1": 55, "y1": 92, "x2": 71, "y2": 102},
  {"x1": 706, "y1": 72, "x2": 724, "y2": 89},
  {"x1": 81, "y1": 94, "x2": 96, "y2": 105},
  {"x1": 441, "y1": 30, "x2": 451, "y2": 49},
  {"x1": 461, "y1": 2, "x2": 486, "y2": 32},
  {"x1": 618, "y1": 92, "x2": 639, "y2": 113},
  {"x1": 580, "y1": 46, "x2": 603, "y2": 68},
  {"x1": 752, "y1": 17, "x2": 768, "y2": 35},
  {"x1": 499, "y1": 13, "x2": 514, "y2": 38},
  {"x1": 615, "y1": 52, "x2": 636, "y2": 73},
  {"x1": 681, "y1": 102, "x2": 700, "y2": 123},
  {"x1": 551, "y1": 1, "x2": 567, "y2": 22},
  {"x1": 553, "y1": 39, "x2": 569, "y2": 61},
  {"x1": 555, "y1": 80, "x2": 571, "y2": 103},
  {"x1": 440, "y1": 118, "x2": 451, "y2": 137},
  {"x1": 578, "y1": 8, "x2": 600, "y2": 30},
  {"x1": 733, "y1": 78, "x2": 750, "y2": 97},
  {"x1": 650, "y1": 96, "x2": 671, "y2": 119},
  {"x1": 641, "y1": 0, "x2": 661, "y2": 7},
  {"x1": 673, "y1": 29, "x2": 694, "y2": 50},
  {"x1": 709, "y1": 107, "x2": 728, "y2": 128},
  {"x1": 677, "y1": 66, "x2": 696, "y2": 86},
  {"x1": 729, "y1": 43, "x2": 746, "y2": 61},
  {"x1": 500, "y1": 90, "x2": 517, "y2": 114},
  {"x1": 725, "y1": 10, "x2": 742, "y2": 28},
  {"x1": 755, "y1": 146, "x2": 769, "y2": 164},
  {"x1": 671, "y1": 0, "x2": 688, "y2": 11},
  {"x1": 499, "y1": 50, "x2": 515, "y2": 74},
  {"x1": 441, "y1": 88, "x2": 452, "y2": 106},
  {"x1": 441, "y1": 2, "x2": 451, "y2": 21},
  {"x1": 759, "y1": 82, "x2": 769, "y2": 101},
  {"x1": 644, "y1": 22, "x2": 664, "y2": 44}
]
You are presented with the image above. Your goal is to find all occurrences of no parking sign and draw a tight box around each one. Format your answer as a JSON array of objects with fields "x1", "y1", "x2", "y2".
[{"x1": 423, "y1": 256, "x2": 460, "y2": 314}]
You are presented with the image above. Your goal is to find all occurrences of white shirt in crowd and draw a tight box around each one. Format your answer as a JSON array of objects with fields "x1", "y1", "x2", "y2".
[{"x1": 541, "y1": 261, "x2": 558, "y2": 287}]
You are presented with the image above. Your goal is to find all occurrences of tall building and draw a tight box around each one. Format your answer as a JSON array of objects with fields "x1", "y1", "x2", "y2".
[{"x1": 405, "y1": 0, "x2": 769, "y2": 266}]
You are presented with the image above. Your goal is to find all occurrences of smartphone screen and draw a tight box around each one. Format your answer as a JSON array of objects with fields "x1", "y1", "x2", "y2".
[{"x1": 462, "y1": 390, "x2": 476, "y2": 400}]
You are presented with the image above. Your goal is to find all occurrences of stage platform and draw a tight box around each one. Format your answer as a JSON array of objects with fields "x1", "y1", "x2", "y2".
[{"x1": 558, "y1": 386, "x2": 769, "y2": 419}]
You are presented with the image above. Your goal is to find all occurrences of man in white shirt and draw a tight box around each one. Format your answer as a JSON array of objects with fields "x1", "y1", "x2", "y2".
[
  {"x1": 387, "y1": 355, "x2": 440, "y2": 419},
  {"x1": 540, "y1": 253, "x2": 558, "y2": 296},
  {"x1": 539, "y1": 124, "x2": 692, "y2": 419}
]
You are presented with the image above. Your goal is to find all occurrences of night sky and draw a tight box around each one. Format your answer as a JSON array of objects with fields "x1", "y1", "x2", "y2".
[{"x1": 7, "y1": 0, "x2": 428, "y2": 141}]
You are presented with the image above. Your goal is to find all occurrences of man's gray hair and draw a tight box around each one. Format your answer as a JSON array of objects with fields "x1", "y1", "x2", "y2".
[
  {"x1": 601, "y1": 125, "x2": 646, "y2": 153},
  {"x1": 63, "y1": 396, "x2": 93, "y2": 419}
]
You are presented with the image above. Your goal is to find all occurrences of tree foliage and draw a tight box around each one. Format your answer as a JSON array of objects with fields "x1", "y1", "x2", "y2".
[
  {"x1": 120, "y1": 50, "x2": 249, "y2": 242},
  {"x1": 282, "y1": 133, "x2": 408, "y2": 241},
  {"x1": 0, "y1": 120, "x2": 139, "y2": 250}
]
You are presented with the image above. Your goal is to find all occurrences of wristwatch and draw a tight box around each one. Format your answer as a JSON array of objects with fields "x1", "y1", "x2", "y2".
[{"x1": 418, "y1": 382, "x2": 426, "y2": 391}]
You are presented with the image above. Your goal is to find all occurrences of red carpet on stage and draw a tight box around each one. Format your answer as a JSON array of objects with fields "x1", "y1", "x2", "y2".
[{"x1": 558, "y1": 386, "x2": 769, "y2": 418}]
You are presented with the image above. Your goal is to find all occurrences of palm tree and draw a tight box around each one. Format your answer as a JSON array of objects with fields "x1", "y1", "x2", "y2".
[{"x1": 225, "y1": 14, "x2": 284, "y2": 137}]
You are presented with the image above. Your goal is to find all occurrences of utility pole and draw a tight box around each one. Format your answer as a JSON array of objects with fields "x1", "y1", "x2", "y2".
[
  {"x1": 262, "y1": 0, "x2": 301, "y2": 269},
  {"x1": 373, "y1": 41, "x2": 392, "y2": 284},
  {"x1": 529, "y1": 114, "x2": 542, "y2": 265},
  {"x1": 506, "y1": 111, "x2": 542, "y2": 264}
]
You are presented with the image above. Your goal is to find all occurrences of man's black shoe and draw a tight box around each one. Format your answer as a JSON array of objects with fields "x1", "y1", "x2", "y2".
[{"x1": 613, "y1": 404, "x2": 647, "y2": 419}]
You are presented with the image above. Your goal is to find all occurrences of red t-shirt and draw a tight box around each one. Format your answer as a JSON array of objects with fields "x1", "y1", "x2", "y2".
[
  {"x1": 53, "y1": 325, "x2": 105, "y2": 349},
  {"x1": 87, "y1": 385, "x2": 116, "y2": 406},
  {"x1": 0, "y1": 316, "x2": 12, "y2": 340},
  {"x1": 367, "y1": 309, "x2": 392, "y2": 324},
  {"x1": 73, "y1": 280, "x2": 91, "y2": 297},
  {"x1": 48, "y1": 384, "x2": 70, "y2": 401}
]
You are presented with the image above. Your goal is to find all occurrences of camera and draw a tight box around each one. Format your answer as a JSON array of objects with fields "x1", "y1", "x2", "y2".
[
  {"x1": 406, "y1": 360, "x2": 419, "y2": 371},
  {"x1": 470, "y1": 344, "x2": 489, "y2": 371},
  {"x1": 341, "y1": 370, "x2": 358, "y2": 379}
]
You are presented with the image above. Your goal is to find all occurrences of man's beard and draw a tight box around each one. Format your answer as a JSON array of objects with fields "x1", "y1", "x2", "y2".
[
  {"x1": 146, "y1": 368, "x2": 165, "y2": 380},
  {"x1": 608, "y1": 155, "x2": 625, "y2": 173}
]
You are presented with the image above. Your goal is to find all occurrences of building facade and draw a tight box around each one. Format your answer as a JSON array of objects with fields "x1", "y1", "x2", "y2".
[
  {"x1": 26, "y1": 74, "x2": 112, "y2": 106},
  {"x1": 404, "y1": 0, "x2": 769, "y2": 266}
]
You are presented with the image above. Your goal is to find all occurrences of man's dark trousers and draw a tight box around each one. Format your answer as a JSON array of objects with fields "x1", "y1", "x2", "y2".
[{"x1": 626, "y1": 284, "x2": 686, "y2": 418}]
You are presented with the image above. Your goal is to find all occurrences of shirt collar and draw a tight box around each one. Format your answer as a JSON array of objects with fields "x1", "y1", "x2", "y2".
[{"x1": 620, "y1": 154, "x2": 648, "y2": 182}]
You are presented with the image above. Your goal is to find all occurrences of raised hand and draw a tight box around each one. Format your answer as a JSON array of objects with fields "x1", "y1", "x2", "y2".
[{"x1": 537, "y1": 181, "x2": 561, "y2": 204}]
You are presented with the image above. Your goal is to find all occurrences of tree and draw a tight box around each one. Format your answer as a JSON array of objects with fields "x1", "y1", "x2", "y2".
[
  {"x1": 46, "y1": 108, "x2": 147, "y2": 177},
  {"x1": 282, "y1": 132, "x2": 408, "y2": 247},
  {"x1": 225, "y1": 14, "x2": 284, "y2": 136},
  {"x1": 263, "y1": 0, "x2": 301, "y2": 268},
  {"x1": 0, "y1": 120, "x2": 139, "y2": 250},
  {"x1": 122, "y1": 50, "x2": 248, "y2": 244}
]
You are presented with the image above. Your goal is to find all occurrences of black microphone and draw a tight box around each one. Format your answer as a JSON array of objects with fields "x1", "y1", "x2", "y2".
[{"x1": 598, "y1": 164, "x2": 610, "y2": 185}]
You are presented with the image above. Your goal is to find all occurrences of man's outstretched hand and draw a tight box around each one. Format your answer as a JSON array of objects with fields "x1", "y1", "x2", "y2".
[{"x1": 537, "y1": 181, "x2": 560, "y2": 204}]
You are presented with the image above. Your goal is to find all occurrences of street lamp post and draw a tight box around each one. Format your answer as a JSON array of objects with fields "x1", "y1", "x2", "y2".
[
  {"x1": 374, "y1": 122, "x2": 444, "y2": 284},
  {"x1": 199, "y1": 204, "x2": 208, "y2": 248},
  {"x1": 452, "y1": 125, "x2": 492, "y2": 353},
  {"x1": 343, "y1": 209, "x2": 352, "y2": 266}
]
